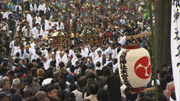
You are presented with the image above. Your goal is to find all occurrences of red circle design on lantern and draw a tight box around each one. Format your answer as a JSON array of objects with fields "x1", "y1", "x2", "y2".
[{"x1": 134, "y1": 56, "x2": 151, "y2": 79}]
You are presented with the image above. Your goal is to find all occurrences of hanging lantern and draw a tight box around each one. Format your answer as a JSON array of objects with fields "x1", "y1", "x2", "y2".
[{"x1": 118, "y1": 46, "x2": 152, "y2": 92}]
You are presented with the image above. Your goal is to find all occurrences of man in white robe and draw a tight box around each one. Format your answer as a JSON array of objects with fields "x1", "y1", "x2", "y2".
[
  {"x1": 94, "y1": 50, "x2": 102, "y2": 65},
  {"x1": 56, "y1": 51, "x2": 69, "y2": 67},
  {"x1": 45, "y1": 53, "x2": 56, "y2": 70},
  {"x1": 89, "y1": 47, "x2": 97, "y2": 61}
]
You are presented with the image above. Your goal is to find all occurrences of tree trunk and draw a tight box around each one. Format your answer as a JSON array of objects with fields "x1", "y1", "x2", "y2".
[{"x1": 154, "y1": 0, "x2": 171, "y2": 69}]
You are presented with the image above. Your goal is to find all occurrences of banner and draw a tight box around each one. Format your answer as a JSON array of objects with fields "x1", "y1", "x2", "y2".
[{"x1": 171, "y1": 0, "x2": 180, "y2": 100}]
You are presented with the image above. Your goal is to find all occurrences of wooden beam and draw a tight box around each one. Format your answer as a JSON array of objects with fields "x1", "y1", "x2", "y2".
[{"x1": 126, "y1": 32, "x2": 152, "y2": 40}]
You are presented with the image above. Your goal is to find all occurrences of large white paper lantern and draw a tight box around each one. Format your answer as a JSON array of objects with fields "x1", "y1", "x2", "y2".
[{"x1": 118, "y1": 46, "x2": 151, "y2": 92}]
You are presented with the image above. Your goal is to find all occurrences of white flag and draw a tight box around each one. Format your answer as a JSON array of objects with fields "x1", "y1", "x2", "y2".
[{"x1": 171, "y1": 0, "x2": 180, "y2": 100}]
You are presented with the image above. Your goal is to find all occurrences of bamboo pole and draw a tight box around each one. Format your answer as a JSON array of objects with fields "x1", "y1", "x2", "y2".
[{"x1": 148, "y1": 0, "x2": 158, "y2": 101}]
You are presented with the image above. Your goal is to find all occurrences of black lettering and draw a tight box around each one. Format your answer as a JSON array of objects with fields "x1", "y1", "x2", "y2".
[
  {"x1": 174, "y1": 30, "x2": 180, "y2": 41},
  {"x1": 175, "y1": 45, "x2": 180, "y2": 57},
  {"x1": 119, "y1": 50, "x2": 132, "y2": 88},
  {"x1": 174, "y1": 9, "x2": 180, "y2": 22},
  {"x1": 177, "y1": 62, "x2": 180, "y2": 67},
  {"x1": 172, "y1": 0, "x2": 180, "y2": 7}
]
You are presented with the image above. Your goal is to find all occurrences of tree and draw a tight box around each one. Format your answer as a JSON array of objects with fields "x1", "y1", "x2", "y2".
[{"x1": 154, "y1": 0, "x2": 171, "y2": 69}]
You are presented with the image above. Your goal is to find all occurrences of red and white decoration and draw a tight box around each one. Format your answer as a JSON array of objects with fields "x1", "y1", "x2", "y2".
[{"x1": 118, "y1": 47, "x2": 151, "y2": 91}]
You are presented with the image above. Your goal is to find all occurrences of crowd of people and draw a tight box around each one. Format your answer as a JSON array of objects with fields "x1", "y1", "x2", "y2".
[{"x1": 0, "y1": 0, "x2": 176, "y2": 101}]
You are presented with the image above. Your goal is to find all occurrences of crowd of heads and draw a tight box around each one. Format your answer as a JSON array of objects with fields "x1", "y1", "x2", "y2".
[{"x1": 0, "y1": 0, "x2": 176, "y2": 101}]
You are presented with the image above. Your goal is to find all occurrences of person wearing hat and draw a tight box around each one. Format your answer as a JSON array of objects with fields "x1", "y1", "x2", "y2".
[
  {"x1": 66, "y1": 74, "x2": 74, "y2": 86},
  {"x1": 23, "y1": 43, "x2": 32, "y2": 62},
  {"x1": 21, "y1": 37, "x2": 26, "y2": 45}
]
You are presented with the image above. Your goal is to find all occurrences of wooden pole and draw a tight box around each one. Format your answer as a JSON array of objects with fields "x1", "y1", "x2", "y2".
[{"x1": 126, "y1": 32, "x2": 152, "y2": 40}]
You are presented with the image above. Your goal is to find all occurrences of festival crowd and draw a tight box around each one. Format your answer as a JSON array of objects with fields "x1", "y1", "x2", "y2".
[{"x1": 0, "y1": 0, "x2": 176, "y2": 101}]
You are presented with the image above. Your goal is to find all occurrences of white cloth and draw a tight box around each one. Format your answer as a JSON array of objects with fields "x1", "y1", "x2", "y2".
[
  {"x1": 42, "y1": 78, "x2": 53, "y2": 86},
  {"x1": 38, "y1": 4, "x2": 46, "y2": 13},
  {"x1": 44, "y1": 20, "x2": 50, "y2": 33},
  {"x1": 11, "y1": 46, "x2": 21, "y2": 57},
  {"x1": 16, "y1": 21, "x2": 20, "y2": 32},
  {"x1": 35, "y1": 16, "x2": 41, "y2": 24},
  {"x1": 112, "y1": 48, "x2": 122, "y2": 59},
  {"x1": 81, "y1": 48, "x2": 89, "y2": 56},
  {"x1": 30, "y1": 42, "x2": 36, "y2": 50},
  {"x1": 104, "y1": 47, "x2": 112, "y2": 59},
  {"x1": 45, "y1": 59, "x2": 54, "y2": 70},
  {"x1": 113, "y1": 63, "x2": 118, "y2": 73},
  {"x1": 151, "y1": 79, "x2": 160, "y2": 86},
  {"x1": 3, "y1": 11, "x2": 12, "y2": 20},
  {"x1": 137, "y1": 21, "x2": 143, "y2": 28},
  {"x1": 15, "y1": 5, "x2": 22, "y2": 13},
  {"x1": 45, "y1": 53, "x2": 52, "y2": 61},
  {"x1": 73, "y1": 89, "x2": 87, "y2": 101},
  {"x1": 94, "y1": 56, "x2": 102, "y2": 66},
  {"x1": 56, "y1": 22, "x2": 64, "y2": 30},
  {"x1": 32, "y1": 27, "x2": 38, "y2": 35},
  {"x1": 95, "y1": 47, "x2": 102, "y2": 54},
  {"x1": 120, "y1": 84, "x2": 127, "y2": 99},
  {"x1": 14, "y1": 48, "x2": 24, "y2": 59},
  {"x1": 89, "y1": 51, "x2": 97, "y2": 61},
  {"x1": 56, "y1": 51, "x2": 69, "y2": 67},
  {"x1": 41, "y1": 49, "x2": 48, "y2": 57},
  {"x1": 81, "y1": 49, "x2": 88, "y2": 57},
  {"x1": 30, "y1": 3, "x2": 38, "y2": 12},
  {"x1": 27, "y1": 14, "x2": 32, "y2": 28},
  {"x1": 72, "y1": 55, "x2": 78, "y2": 66},
  {"x1": 33, "y1": 28, "x2": 44, "y2": 39},
  {"x1": 69, "y1": 49, "x2": 75, "y2": 57},
  {"x1": 9, "y1": 40, "x2": 15, "y2": 49},
  {"x1": 95, "y1": 66, "x2": 102, "y2": 71},
  {"x1": 23, "y1": 49, "x2": 33, "y2": 61},
  {"x1": 31, "y1": 53, "x2": 40, "y2": 61},
  {"x1": 22, "y1": 26, "x2": 26, "y2": 33},
  {"x1": 112, "y1": 48, "x2": 117, "y2": 59},
  {"x1": 118, "y1": 36, "x2": 126, "y2": 46}
]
